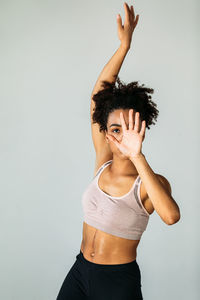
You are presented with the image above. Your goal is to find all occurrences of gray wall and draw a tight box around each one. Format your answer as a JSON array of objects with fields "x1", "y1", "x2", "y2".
[{"x1": 0, "y1": 0, "x2": 199, "y2": 299}]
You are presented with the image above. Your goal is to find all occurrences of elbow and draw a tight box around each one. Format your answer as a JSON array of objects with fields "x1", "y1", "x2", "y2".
[
  {"x1": 167, "y1": 212, "x2": 181, "y2": 225},
  {"x1": 166, "y1": 203, "x2": 181, "y2": 225}
]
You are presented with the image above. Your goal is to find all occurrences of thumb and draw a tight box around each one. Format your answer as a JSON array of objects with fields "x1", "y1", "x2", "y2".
[{"x1": 117, "y1": 14, "x2": 123, "y2": 30}]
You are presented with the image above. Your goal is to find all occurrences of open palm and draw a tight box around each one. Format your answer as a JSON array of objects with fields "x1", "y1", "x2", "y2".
[
  {"x1": 106, "y1": 109, "x2": 146, "y2": 159},
  {"x1": 117, "y1": 3, "x2": 139, "y2": 49}
]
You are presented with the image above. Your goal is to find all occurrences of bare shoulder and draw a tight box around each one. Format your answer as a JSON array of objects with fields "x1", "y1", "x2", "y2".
[{"x1": 93, "y1": 152, "x2": 113, "y2": 177}]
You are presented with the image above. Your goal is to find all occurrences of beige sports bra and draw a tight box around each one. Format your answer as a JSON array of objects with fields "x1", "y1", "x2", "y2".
[{"x1": 81, "y1": 160, "x2": 150, "y2": 240}]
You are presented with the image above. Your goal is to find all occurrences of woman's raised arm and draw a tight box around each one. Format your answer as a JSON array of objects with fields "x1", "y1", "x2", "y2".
[
  {"x1": 91, "y1": 3, "x2": 139, "y2": 99},
  {"x1": 90, "y1": 3, "x2": 139, "y2": 168}
]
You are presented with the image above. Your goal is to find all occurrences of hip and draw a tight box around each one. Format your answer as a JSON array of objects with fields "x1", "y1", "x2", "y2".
[{"x1": 74, "y1": 250, "x2": 143, "y2": 299}]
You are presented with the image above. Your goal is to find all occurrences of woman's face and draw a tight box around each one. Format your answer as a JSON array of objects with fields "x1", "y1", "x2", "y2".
[{"x1": 105, "y1": 108, "x2": 142, "y2": 156}]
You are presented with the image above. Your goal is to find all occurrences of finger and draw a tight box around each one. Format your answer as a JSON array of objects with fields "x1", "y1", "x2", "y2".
[
  {"x1": 124, "y1": 2, "x2": 130, "y2": 26},
  {"x1": 131, "y1": 5, "x2": 135, "y2": 21},
  {"x1": 129, "y1": 109, "x2": 134, "y2": 130},
  {"x1": 107, "y1": 134, "x2": 120, "y2": 147},
  {"x1": 140, "y1": 120, "x2": 146, "y2": 137},
  {"x1": 120, "y1": 111, "x2": 128, "y2": 132},
  {"x1": 129, "y1": 5, "x2": 133, "y2": 23},
  {"x1": 117, "y1": 14, "x2": 123, "y2": 31},
  {"x1": 134, "y1": 14, "x2": 139, "y2": 27},
  {"x1": 134, "y1": 112, "x2": 140, "y2": 132}
]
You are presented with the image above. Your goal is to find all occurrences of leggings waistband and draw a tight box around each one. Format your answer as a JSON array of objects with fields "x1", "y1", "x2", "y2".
[{"x1": 76, "y1": 250, "x2": 138, "y2": 271}]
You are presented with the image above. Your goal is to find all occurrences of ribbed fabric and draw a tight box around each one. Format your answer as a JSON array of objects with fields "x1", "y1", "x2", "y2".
[{"x1": 81, "y1": 160, "x2": 150, "y2": 240}]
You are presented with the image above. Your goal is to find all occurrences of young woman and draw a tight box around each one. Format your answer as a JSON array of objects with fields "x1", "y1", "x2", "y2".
[{"x1": 56, "y1": 2, "x2": 180, "y2": 299}]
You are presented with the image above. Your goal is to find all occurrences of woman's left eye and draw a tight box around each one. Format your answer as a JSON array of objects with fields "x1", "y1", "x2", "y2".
[{"x1": 112, "y1": 129, "x2": 120, "y2": 133}]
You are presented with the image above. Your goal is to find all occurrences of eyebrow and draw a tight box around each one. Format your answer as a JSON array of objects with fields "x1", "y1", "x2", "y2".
[{"x1": 109, "y1": 123, "x2": 122, "y2": 128}]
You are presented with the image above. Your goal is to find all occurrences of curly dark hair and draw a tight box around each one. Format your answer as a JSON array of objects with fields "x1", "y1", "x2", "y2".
[{"x1": 91, "y1": 76, "x2": 159, "y2": 132}]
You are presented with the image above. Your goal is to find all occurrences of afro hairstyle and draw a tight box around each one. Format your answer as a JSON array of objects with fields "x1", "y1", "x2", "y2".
[{"x1": 91, "y1": 76, "x2": 159, "y2": 132}]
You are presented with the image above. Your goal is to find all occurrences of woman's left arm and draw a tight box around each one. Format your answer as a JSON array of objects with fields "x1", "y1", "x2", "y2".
[
  {"x1": 106, "y1": 109, "x2": 181, "y2": 225},
  {"x1": 130, "y1": 153, "x2": 180, "y2": 225}
]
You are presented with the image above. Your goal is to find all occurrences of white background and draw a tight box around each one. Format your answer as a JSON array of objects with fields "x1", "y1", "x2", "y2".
[{"x1": 0, "y1": 0, "x2": 199, "y2": 299}]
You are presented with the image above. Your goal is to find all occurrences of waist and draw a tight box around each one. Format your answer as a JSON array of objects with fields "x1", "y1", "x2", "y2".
[
  {"x1": 77, "y1": 250, "x2": 139, "y2": 269},
  {"x1": 81, "y1": 222, "x2": 141, "y2": 264}
]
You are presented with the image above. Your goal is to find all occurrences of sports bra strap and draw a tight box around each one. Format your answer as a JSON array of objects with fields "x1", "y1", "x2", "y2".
[{"x1": 94, "y1": 160, "x2": 112, "y2": 178}]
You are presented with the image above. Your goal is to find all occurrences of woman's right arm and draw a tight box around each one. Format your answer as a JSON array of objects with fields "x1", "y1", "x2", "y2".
[
  {"x1": 91, "y1": 3, "x2": 139, "y2": 170},
  {"x1": 90, "y1": 44, "x2": 130, "y2": 102}
]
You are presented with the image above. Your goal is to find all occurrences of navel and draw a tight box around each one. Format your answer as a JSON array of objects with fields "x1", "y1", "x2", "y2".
[{"x1": 90, "y1": 228, "x2": 97, "y2": 257}]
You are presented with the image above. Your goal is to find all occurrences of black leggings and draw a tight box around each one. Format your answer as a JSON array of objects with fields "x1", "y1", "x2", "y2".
[{"x1": 56, "y1": 250, "x2": 143, "y2": 300}]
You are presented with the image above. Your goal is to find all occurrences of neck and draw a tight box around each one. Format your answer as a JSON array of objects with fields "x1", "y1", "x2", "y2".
[{"x1": 110, "y1": 154, "x2": 138, "y2": 176}]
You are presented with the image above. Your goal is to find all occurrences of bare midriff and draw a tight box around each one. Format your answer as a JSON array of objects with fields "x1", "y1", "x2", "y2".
[{"x1": 80, "y1": 221, "x2": 141, "y2": 265}]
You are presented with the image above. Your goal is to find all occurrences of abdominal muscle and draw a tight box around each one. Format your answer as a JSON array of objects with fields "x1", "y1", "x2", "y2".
[{"x1": 80, "y1": 221, "x2": 140, "y2": 265}]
